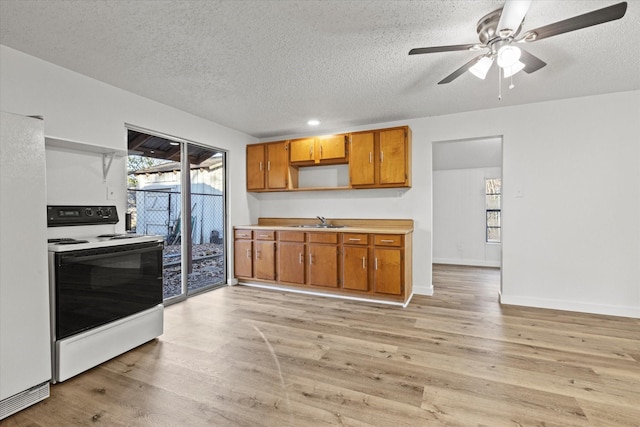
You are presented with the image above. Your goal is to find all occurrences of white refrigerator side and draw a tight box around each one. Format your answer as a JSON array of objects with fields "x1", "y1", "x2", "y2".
[{"x1": 0, "y1": 112, "x2": 51, "y2": 419}]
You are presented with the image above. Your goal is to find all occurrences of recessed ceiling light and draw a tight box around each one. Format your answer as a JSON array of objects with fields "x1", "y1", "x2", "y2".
[
  {"x1": 307, "y1": 119, "x2": 320, "y2": 126},
  {"x1": 169, "y1": 141, "x2": 179, "y2": 146}
]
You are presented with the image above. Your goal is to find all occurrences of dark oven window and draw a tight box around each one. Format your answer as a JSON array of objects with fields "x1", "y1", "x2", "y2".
[{"x1": 54, "y1": 242, "x2": 163, "y2": 340}]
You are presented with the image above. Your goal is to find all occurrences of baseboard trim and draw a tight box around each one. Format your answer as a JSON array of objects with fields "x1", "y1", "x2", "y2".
[
  {"x1": 499, "y1": 292, "x2": 640, "y2": 318},
  {"x1": 433, "y1": 258, "x2": 500, "y2": 268},
  {"x1": 239, "y1": 282, "x2": 413, "y2": 308}
]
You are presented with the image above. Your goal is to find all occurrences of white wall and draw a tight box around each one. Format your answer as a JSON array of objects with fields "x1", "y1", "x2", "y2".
[
  {"x1": 0, "y1": 45, "x2": 256, "y2": 280},
  {"x1": 433, "y1": 166, "x2": 502, "y2": 267}
]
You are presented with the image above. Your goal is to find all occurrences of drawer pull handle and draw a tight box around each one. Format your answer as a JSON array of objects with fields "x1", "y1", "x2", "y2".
[
  {"x1": 259, "y1": 234, "x2": 270, "y2": 238},
  {"x1": 238, "y1": 234, "x2": 248, "y2": 237},
  {"x1": 246, "y1": 249, "x2": 251, "y2": 258},
  {"x1": 380, "y1": 239, "x2": 395, "y2": 243},
  {"x1": 375, "y1": 258, "x2": 378, "y2": 270},
  {"x1": 255, "y1": 250, "x2": 261, "y2": 259},
  {"x1": 362, "y1": 256, "x2": 366, "y2": 269},
  {"x1": 348, "y1": 238, "x2": 361, "y2": 242},
  {"x1": 299, "y1": 253, "x2": 303, "y2": 264},
  {"x1": 309, "y1": 254, "x2": 313, "y2": 265}
]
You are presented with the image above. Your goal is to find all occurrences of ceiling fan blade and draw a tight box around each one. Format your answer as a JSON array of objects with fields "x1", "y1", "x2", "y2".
[
  {"x1": 409, "y1": 44, "x2": 478, "y2": 55},
  {"x1": 497, "y1": 0, "x2": 532, "y2": 36},
  {"x1": 523, "y1": 2, "x2": 627, "y2": 42},
  {"x1": 438, "y1": 55, "x2": 486, "y2": 84},
  {"x1": 519, "y1": 49, "x2": 547, "y2": 73}
]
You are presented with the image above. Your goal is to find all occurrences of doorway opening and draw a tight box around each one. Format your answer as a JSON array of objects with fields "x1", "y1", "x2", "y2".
[
  {"x1": 432, "y1": 136, "x2": 502, "y2": 293},
  {"x1": 126, "y1": 126, "x2": 227, "y2": 303}
]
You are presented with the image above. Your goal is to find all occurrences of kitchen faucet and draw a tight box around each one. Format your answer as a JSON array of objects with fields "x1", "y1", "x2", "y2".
[{"x1": 317, "y1": 216, "x2": 327, "y2": 225}]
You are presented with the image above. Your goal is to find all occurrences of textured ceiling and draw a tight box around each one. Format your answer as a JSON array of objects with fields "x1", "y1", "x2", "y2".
[{"x1": 1, "y1": 0, "x2": 638, "y2": 139}]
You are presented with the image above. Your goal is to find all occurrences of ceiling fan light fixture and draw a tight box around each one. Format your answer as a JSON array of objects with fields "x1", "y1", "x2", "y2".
[
  {"x1": 497, "y1": 45, "x2": 521, "y2": 68},
  {"x1": 502, "y1": 60, "x2": 525, "y2": 78},
  {"x1": 469, "y1": 56, "x2": 494, "y2": 80}
]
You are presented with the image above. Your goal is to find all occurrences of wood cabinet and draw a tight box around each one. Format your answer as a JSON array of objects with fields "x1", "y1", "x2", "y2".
[
  {"x1": 246, "y1": 145, "x2": 265, "y2": 191},
  {"x1": 343, "y1": 245, "x2": 369, "y2": 291},
  {"x1": 308, "y1": 232, "x2": 339, "y2": 288},
  {"x1": 372, "y1": 235, "x2": 404, "y2": 295},
  {"x1": 246, "y1": 141, "x2": 289, "y2": 191},
  {"x1": 233, "y1": 222, "x2": 412, "y2": 305},
  {"x1": 254, "y1": 231, "x2": 276, "y2": 280},
  {"x1": 289, "y1": 134, "x2": 347, "y2": 165},
  {"x1": 277, "y1": 231, "x2": 305, "y2": 284},
  {"x1": 233, "y1": 229, "x2": 276, "y2": 281},
  {"x1": 233, "y1": 229, "x2": 253, "y2": 278},
  {"x1": 254, "y1": 240, "x2": 276, "y2": 280},
  {"x1": 246, "y1": 126, "x2": 411, "y2": 192},
  {"x1": 350, "y1": 126, "x2": 411, "y2": 188}
]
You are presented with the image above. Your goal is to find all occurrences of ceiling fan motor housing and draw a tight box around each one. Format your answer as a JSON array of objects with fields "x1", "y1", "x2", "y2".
[{"x1": 476, "y1": 8, "x2": 522, "y2": 45}]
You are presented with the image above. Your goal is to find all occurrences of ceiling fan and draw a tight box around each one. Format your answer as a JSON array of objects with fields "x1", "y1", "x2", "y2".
[{"x1": 409, "y1": 1, "x2": 628, "y2": 86}]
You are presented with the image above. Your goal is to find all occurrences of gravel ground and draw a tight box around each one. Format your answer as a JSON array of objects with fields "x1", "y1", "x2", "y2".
[{"x1": 162, "y1": 243, "x2": 225, "y2": 298}]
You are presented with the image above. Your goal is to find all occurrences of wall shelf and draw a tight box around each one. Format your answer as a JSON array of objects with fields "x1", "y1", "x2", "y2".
[{"x1": 45, "y1": 136, "x2": 127, "y2": 181}]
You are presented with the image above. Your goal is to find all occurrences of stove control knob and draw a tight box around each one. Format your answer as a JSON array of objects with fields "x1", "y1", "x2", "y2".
[
  {"x1": 105, "y1": 208, "x2": 113, "y2": 217},
  {"x1": 85, "y1": 208, "x2": 94, "y2": 216},
  {"x1": 96, "y1": 209, "x2": 103, "y2": 216}
]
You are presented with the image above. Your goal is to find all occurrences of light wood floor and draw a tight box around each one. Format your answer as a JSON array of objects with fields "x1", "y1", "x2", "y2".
[{"x1": 5, "y1": 265, "x2": 639, "y2": 426}]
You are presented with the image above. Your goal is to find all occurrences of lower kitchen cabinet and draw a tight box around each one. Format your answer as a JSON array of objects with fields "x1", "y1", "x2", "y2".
[
  {"x1": 233, "y1": 222, "x2": 412, "y2": 305},
  {"x1": 234, "y1": 239, "x2": 253, "y2": 278},
  {"x1": 308, "y1": 243, "x2": 339, "y2": 288},
  {"x1": 373, "y1": 247, "x2": 403, "y2": 295},
  {"x1": 254, "y1": 240, "x2": 276, "y2": 280},
  {"x1": 342, "y1": 245, "x2": 369, "y2": 291}
]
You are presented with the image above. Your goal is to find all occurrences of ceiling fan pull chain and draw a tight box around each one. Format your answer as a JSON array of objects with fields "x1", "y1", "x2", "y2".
[{"x1": 498, "y1": 67, "x2": 502, "y2": 101}]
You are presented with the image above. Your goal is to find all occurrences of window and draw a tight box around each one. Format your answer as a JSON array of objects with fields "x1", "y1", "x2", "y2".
[{"x1": 485, "y1": 178, "x2": 501, "y2": 243}]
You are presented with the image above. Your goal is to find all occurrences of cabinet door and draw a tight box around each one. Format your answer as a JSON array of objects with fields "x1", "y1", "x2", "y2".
[
  {"x1": 379, "y1": 128, "x2": 407, "y2": 185},
  {"x1": 266, "y1": 142, "x2": 289, "y2": 189},
  {"x1": 246, "y1": 144, "x2": 265, "y2": 190},
  {"x1": 318, "y1": 135, "x2": 346, "y2": 161},
  {"x1": 308, "y1": 244, "x2": 339, "y2": 287},
  {"x1": 254, "y1": 241, "x2": 276, "y2": 280},
  {"x1": 234, "y1": 240, "x2": 253, "y2": 278},
  {"x1": 349, "y1": 132, "x2": 375, "y2": 186},
  {"x1": 373, "y1": 248, "x2": 402, "y2": 295},
  {"x1": 343, "y1": 246, "x2": 368, "y2": 291},
  {"x1": 278, "y1": 242, "x2": 305, "y2": 284},
  {"x1": 289, "y1": 137, "x2": 315, "y2": 163}
]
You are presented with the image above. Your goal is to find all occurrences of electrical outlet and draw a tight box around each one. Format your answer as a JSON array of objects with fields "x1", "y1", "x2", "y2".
[{"x1": 107, "y1": 186, "x2": 116, "y2": 200}]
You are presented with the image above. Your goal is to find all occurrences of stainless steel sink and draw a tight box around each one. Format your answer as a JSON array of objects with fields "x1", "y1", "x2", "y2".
[{"x1": 293, "y1": 224, "x2": 346, "y2": 229}]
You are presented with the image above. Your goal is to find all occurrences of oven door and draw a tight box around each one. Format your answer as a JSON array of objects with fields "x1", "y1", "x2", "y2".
[{"x1": 53, "y1": 241, "x2": 163, "y2": 340}]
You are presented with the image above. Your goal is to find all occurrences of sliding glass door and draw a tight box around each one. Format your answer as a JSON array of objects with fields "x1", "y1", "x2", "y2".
[{"x1": 126, "y1": 128, "x2": 227, "y2": 303}]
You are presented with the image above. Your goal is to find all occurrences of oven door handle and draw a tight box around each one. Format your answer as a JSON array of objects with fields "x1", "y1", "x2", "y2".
[{"x1": 60, "y1": 244, "x2": 163, "y2": 263}]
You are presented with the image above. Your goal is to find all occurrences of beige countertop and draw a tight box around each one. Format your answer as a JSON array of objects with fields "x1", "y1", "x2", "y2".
[{"x1": 234, "y1": 218, "x2": 414, "y2": 235}]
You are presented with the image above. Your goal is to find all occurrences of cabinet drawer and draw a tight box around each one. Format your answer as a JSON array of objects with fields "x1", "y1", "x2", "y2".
[
  {"x1": 374, "y1": 234, "x2": 403, "y2": 247},
  {"x1": 255, "y1": 230, "x2": 275, "y2": 240},
  {"x1": 278, "y1": 231, "x2": 305, "y2": 242},
  {"x1": 343, "y1": 233, "x2": 368, "y2": 245},
  {"x1": 234, "y1": 229, "x2": 253, "y2": 239},
  {"x1": 308, "y1": 232, "x2": 338, "y2": 244}
]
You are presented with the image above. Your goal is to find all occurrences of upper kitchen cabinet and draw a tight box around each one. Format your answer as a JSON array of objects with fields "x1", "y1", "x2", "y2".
[
  {"x1": 289, "y1": 134, "x2": 348, "y2": 165},
  {"x1": 246, "y1": 141, "x2": 289, "y2": 191},
  {"x1": 246, "y1": 125, "x2": 411, "y2": 192},
  {"x1": 350, "y1": 126, "x2": 411, "y2": 189}
]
